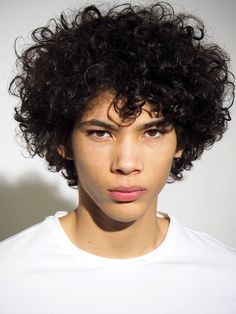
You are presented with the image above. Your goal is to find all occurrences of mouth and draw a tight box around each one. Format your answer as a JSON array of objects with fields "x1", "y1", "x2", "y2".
[{"x1": 108, "y1": 186, "x2": 146, "y2": 202}]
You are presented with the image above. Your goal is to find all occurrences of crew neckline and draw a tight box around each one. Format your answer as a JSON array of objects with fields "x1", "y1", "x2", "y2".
[{"x1": 49, "y1": 210, "x2": 176, "y2": 268}]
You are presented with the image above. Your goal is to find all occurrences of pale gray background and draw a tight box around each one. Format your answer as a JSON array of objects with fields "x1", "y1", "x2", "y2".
[{"x1": 1, "y1": 0, "x2": 235, "y2": 247}]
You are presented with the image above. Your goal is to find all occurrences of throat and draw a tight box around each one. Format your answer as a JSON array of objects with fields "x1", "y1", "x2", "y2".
[{"x1": 59, "y1": 209, "x2": 170, "y2": 259}]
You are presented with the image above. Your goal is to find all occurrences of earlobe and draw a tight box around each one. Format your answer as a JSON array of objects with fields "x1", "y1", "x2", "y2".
[
  {"x1": 57, "y1": 145, "x2": 73, "y2": 160},
  {"x1": 174, "y1": 149, "x2": 183, "y2": 159}
]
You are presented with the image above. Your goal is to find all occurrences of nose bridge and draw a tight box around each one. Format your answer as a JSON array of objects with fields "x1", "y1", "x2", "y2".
[{"x1": 111, "y1": 135, "x2": 143, "y2": 174}]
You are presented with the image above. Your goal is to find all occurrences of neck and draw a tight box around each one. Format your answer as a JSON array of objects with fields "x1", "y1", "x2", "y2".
[{"x1": 59, "y1": 203, "x2": 170, "y2": 259}]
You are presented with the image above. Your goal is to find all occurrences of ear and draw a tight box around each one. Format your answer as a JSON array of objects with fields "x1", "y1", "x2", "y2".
[
  {"x1": 174, "y1": 149, "x2": 183, "y2": 159},
  {"x1": 57, "y1": 145, "x2": 73, "y2": 160}
]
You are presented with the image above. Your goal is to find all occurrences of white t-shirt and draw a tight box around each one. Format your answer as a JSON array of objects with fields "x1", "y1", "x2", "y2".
[{"x1": 0, "y1": 210, "x2": 236, "y2": 314}]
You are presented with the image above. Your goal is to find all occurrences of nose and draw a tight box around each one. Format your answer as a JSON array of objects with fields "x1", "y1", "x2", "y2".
[{"x1": 110, "y1": 139, "x2": 143, "y2": 175}]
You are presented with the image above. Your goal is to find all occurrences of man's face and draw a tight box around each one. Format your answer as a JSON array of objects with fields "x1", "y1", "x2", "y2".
[{"x1": 68, "y1": 90, "x2": 181, "y2": 224}]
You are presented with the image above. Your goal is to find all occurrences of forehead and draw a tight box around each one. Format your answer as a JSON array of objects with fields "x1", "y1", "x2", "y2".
[{"x1": 81, "y1": 89, "x2": 162, "y2": 126}]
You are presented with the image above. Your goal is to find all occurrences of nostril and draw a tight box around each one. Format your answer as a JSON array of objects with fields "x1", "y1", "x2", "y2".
[{"x1": 113, "y1": 168, "x2": 141, "y2": 175}]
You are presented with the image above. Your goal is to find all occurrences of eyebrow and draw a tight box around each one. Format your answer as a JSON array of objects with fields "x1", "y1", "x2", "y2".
[{"x1": 78, "y1": 117, "x2": 168, "y2": 131}]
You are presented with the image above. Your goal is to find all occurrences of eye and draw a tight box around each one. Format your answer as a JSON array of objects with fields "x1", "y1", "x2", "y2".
[
  {"x1": 86, "y1": 130, "x2": 111, "y2": 138},
  {"x1": 145, "y1": 128, "x2": 161, "y2": 138}
]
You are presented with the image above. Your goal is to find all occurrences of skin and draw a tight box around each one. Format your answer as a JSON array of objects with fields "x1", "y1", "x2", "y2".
[{"x1": 59, "y1": 89, "x2": 182, "y2": 259}]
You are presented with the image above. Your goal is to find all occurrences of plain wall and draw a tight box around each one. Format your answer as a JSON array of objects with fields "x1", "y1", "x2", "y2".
[{"x1": 0, "y1": 0, "x2": 235, "y2": 247}]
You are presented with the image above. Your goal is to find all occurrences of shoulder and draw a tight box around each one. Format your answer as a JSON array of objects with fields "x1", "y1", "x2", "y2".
[
  {"x1": 0, "y1": 221, "x2": 44, "y2": 258},
  {"x1": 0, "y1": 213, "x2": 57, "y2": 267},
  {"x1": 170, "y1": 216, "x2": 236, "y2": 265},
  {"x1": 0, "y1": 211, "x2": 67, "y2": 263}
]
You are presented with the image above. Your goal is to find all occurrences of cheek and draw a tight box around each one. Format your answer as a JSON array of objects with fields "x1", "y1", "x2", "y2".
[
  {"x1": 72, "y1": 136, "x2": 104, "y2": 168},
  {"x1": 144, "y1": 142, "x2": 176, "y2": 186},
  {"x1": 147, "y1": 158, "x2": 173, "y2": 186},
  {"x1": 147, "y1": 139, "x2": 176, "y2": 166},
  {"x1": 74, "y1": 154, "x2": 106, "y2": 203},
  {"x1": 72, "y1": 143, "x2": 108, "y2": 190}
]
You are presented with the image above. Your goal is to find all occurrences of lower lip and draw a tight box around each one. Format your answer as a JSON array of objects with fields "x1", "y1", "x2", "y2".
[{"x1": 108, "y1": 190, "x2": 146, "y2": 202}]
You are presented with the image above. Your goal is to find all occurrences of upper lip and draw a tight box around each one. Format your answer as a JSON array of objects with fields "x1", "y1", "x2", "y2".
[{"x1": 108, "y1": 186, "x2": 146, "y2": 192}]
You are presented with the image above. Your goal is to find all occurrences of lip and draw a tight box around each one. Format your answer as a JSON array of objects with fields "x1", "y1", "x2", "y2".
[
  {"x1": 108, "y1": 186, "x2": 146, "y2": 202},
  {"x1": 108, "y1": 185, "x2": 146, "y2": 192}
]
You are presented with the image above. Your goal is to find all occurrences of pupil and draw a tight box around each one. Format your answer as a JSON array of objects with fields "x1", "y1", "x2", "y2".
[
  {"x1": 98, "y1": 131, "x2": 106, "y2": 136},
  {"x1": 148, "y1": 129, "x2": 157, "y2": 136}
]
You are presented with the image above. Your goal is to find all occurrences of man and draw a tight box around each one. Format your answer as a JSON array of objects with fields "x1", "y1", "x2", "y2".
[{"x1": 1, "y1": 2, "x2": 235, "y2": 313}]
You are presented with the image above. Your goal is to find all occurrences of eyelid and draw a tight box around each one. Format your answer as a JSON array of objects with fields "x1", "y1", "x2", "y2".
[
  {"x1": 86, "y1": 127, "x2": 167, "y2": 138},
  {"x1": 86, "y1": 130, "x2": 111, "y2": 139}
]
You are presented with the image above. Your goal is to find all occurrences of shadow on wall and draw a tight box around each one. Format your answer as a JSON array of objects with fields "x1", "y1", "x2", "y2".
[{"x1": 0, "y1": 173, "x2": 76, "y2": 241}]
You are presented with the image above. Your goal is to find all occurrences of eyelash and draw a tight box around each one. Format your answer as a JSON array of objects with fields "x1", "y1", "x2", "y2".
[{"x1": 86, "y1": 128, "x2": 164, "y2": 139}]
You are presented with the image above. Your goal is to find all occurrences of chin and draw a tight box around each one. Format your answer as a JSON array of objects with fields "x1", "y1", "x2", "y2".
[{"x1": 102, "y1": 201, "x2": 151, "y2": 223}]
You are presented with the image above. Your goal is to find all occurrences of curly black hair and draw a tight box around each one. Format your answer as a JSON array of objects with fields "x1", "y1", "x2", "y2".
[{"x1": 9, "y1": 2, "x2": 235, "y2": 187}]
